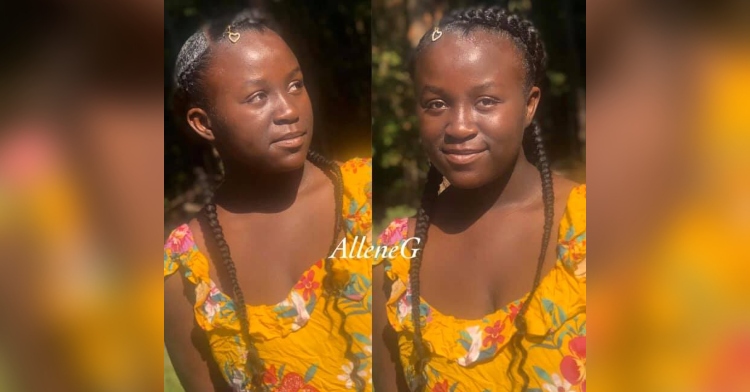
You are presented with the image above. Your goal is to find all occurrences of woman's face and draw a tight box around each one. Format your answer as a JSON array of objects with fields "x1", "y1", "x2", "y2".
[
  {"x1": 414, "y1": 30, "x2": 539, "y2": 189},
  {"x1": 188, "y1": 30, "x2": 313, "y2": 172}
]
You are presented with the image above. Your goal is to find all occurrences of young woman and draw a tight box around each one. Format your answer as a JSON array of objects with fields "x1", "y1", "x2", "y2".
[
  {"x1": 373, "y1": 7, "x2": 586, "y2": 392},
  {"x1": 164, "y1": 12, "x2": 372, "y2": 392}
]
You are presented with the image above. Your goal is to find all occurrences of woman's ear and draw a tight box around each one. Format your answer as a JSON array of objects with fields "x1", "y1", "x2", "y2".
[
  {"x1": 187, "y1": 108, "x2": 215, "y2": 141},
  {"x1": 524, "y1": 86, "x2": 541, "y2": 128}
]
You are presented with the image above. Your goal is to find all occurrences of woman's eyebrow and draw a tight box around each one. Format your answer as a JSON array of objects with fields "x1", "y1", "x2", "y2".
[
  {"x1": 285, "y1": 66, "x2": 301, "y2": 79},
  {"x1": 241, "y1": 67, "x2": 301, "y2": 87},
  {"x1": 467, "y1": 81, "x2": 507, "y2": 95},
  {"x1": 421, "y1": 81, "x2": 500, "y2": 96},
  {"x1": 421, "y1": 85, "x2": 447, "y2": 95},
  {"x1": 471, "y1": 81, "x2": 496, "y2": 91},
  {"x1": 242, "y1": 78, "x2": 264, "y2": 87}
]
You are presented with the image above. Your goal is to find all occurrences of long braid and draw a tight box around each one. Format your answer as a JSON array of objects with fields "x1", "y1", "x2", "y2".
[
  {"x1": 306, "y1": 150, "x2": 344, "y2": 257},
  {"x1": 303, "y1": 150, "x2": 344, "y2": 300},
  {"x1": 203, "y1": 201, "x2": 268, "y2": 391},
  {"x1": 307, "y1": 150, "x2": 367, "y2": 391},
  {"x1": 411, "y1": 6, "x2": 554, "y2": 391},
  {"x1": 408, "y1": 165, "x2": 443, "y2": 392},
  {"x1": 506, "y1": 120, "x2": 555, "y2": 390}
]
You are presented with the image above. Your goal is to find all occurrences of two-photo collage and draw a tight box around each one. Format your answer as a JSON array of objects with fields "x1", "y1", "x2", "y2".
[
  {"x1": 3, "y1": 0, "x2": 749, "y2": 391},
  {"x1": 164, "y1": 1, "x2": 585, "y2": 391}
]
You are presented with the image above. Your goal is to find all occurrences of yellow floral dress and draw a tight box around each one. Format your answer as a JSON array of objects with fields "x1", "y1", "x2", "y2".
[
  {"x1": 376, "y1": 185, "x2": 586, "y2": 392},
  {"x1": 164, "y1": 158, "x2": 373, "y2": 392}
]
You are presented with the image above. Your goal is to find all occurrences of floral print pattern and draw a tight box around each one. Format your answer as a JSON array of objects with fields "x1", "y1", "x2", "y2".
[
  {"x1": 164, "y1": 158, "x2": 372, "y2": 391},
  {"x1": 258, "y1": 364, "x2": 322, "y2": 391},
  {"x1": 376, "y1": 185, "x2": 586, "y2": 391},
  {"x1": 561, "y1": 336, "x2": 586, "y2": 391},
  {"x1": 483, "y1": 320, "x2": 506, "y2": 347},
  {"x1": 431, "y1": 380, "x2": 454, "y2": 392},
  {"x1": 378, "y1": 218, "x2": 408, "y2": 248},
  {"x1": 275, "y1": 291, "x2": 310, "y2": 331},
  {"x1": 395, "y1": 284, "x2": 433, "y2": 326},
  {"x1": 337, "y1": 361, "x2": 368, "y2": 389},
  {"x1": 457, "y1": 326, "x2": 483, "y2": 367},
  {"x1": 277, "y1": 373, "x2": 319, "y2": 392},
  {"x1": 541, "y1": 373, "x2": 574, "y2": 392},
  {"x1": 294, "y1": 270, "x2": 320, "y2": 301},
  {"x1": 165, "y1": 223, "x2": 194, "y2": 255}
]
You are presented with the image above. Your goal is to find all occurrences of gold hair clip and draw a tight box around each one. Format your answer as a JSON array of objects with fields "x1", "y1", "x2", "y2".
[
  {"x1": 431, "y1": 26, "x2": 443, "y2": 42},
  {"x1": 225, "y1": 25, "x2": 240, "y2": 43}
]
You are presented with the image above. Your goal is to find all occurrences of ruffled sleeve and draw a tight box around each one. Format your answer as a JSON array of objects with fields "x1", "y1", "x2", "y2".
[
  {"x1": 164, "y1": 224, "x2": 201, "y2": 281},
  {"x1": 374, "y1": 218, "x2": 409, "y2": 266},
  {"x1": 502, "y1": 184, "x2": 586, "y2": 340},
  {"x1": 163, "y1": 224, "x2": 233, "y2": 333},
  {"x1": 339, "y1": 157, "x2": 372, "y2": 240},
  {"x1": 326, "y1": 157, "x2": 373, "y2": 290},
  {"x1": 375, "y1": 218, "x2": 412, "y2": 333},
  {"x1": 557, "y1": 184, "x2": 586, "y2": 280}
]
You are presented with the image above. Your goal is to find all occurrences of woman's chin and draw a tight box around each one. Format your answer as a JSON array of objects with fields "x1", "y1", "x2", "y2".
[
  {"x1": 443, "y1": 171, "x2": 490, "y2": 190},
  {"x1": 270, "y1": 147, "x2": 309, "y2": 172}
]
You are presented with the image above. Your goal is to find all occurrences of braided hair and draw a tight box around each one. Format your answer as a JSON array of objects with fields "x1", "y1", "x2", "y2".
[
  {"x1": 172, "y1": 10, "x2": 269, "y2": 124},
  {"x1": 172, "y1": 11, "x2": 364, "y2": 391},
  {"x1": 408, "y1": 7, "x2": 555, "y2": 391}
]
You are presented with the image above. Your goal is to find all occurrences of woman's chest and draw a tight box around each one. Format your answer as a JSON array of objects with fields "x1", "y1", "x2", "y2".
[{"x1": 416, "y1": 222, "x2": 559, "y2": 320}]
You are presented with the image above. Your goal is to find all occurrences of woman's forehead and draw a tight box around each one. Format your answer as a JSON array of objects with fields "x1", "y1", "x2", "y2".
[
  {"x1": 415, "y1": 30, "x2": 526, "y2": 87},
  {"x1": 214, "y1": 31, "x2": 294, "y2": 64},
  {"x1": 205, "y1": 32, "x2": 299, "y2": 84}
]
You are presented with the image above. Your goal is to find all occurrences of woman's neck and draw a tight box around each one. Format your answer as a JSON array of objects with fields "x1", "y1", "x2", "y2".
[
  {"x1": 436, "y1": 153, "x2": 543, "y2": 231},
  {"x1": 213, "y1": 160, "x2": 313, "y2": 214}
]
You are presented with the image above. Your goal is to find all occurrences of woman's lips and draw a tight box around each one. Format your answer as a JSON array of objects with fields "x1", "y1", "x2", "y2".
[
  {"x1": 442, "y1": 148, "x2": 487, "y2": 165},
  {"x1": 272, "y1": 131, "x2": 307, "y2": 149}
]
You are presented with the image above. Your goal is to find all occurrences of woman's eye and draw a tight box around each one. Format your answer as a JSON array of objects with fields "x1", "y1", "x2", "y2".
[
  {"x1": 289, "y1": 80, "x2": 305, "y2": 93},
  {"x1": 426, "y1": 100, "x2": 447, "y2": 110},
  {"x1": 247, "y1": 92, "x2": 267, "y2": 104},
  {"x1": 477, "y1": 97, "x2": 499, "y2": 107}
]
